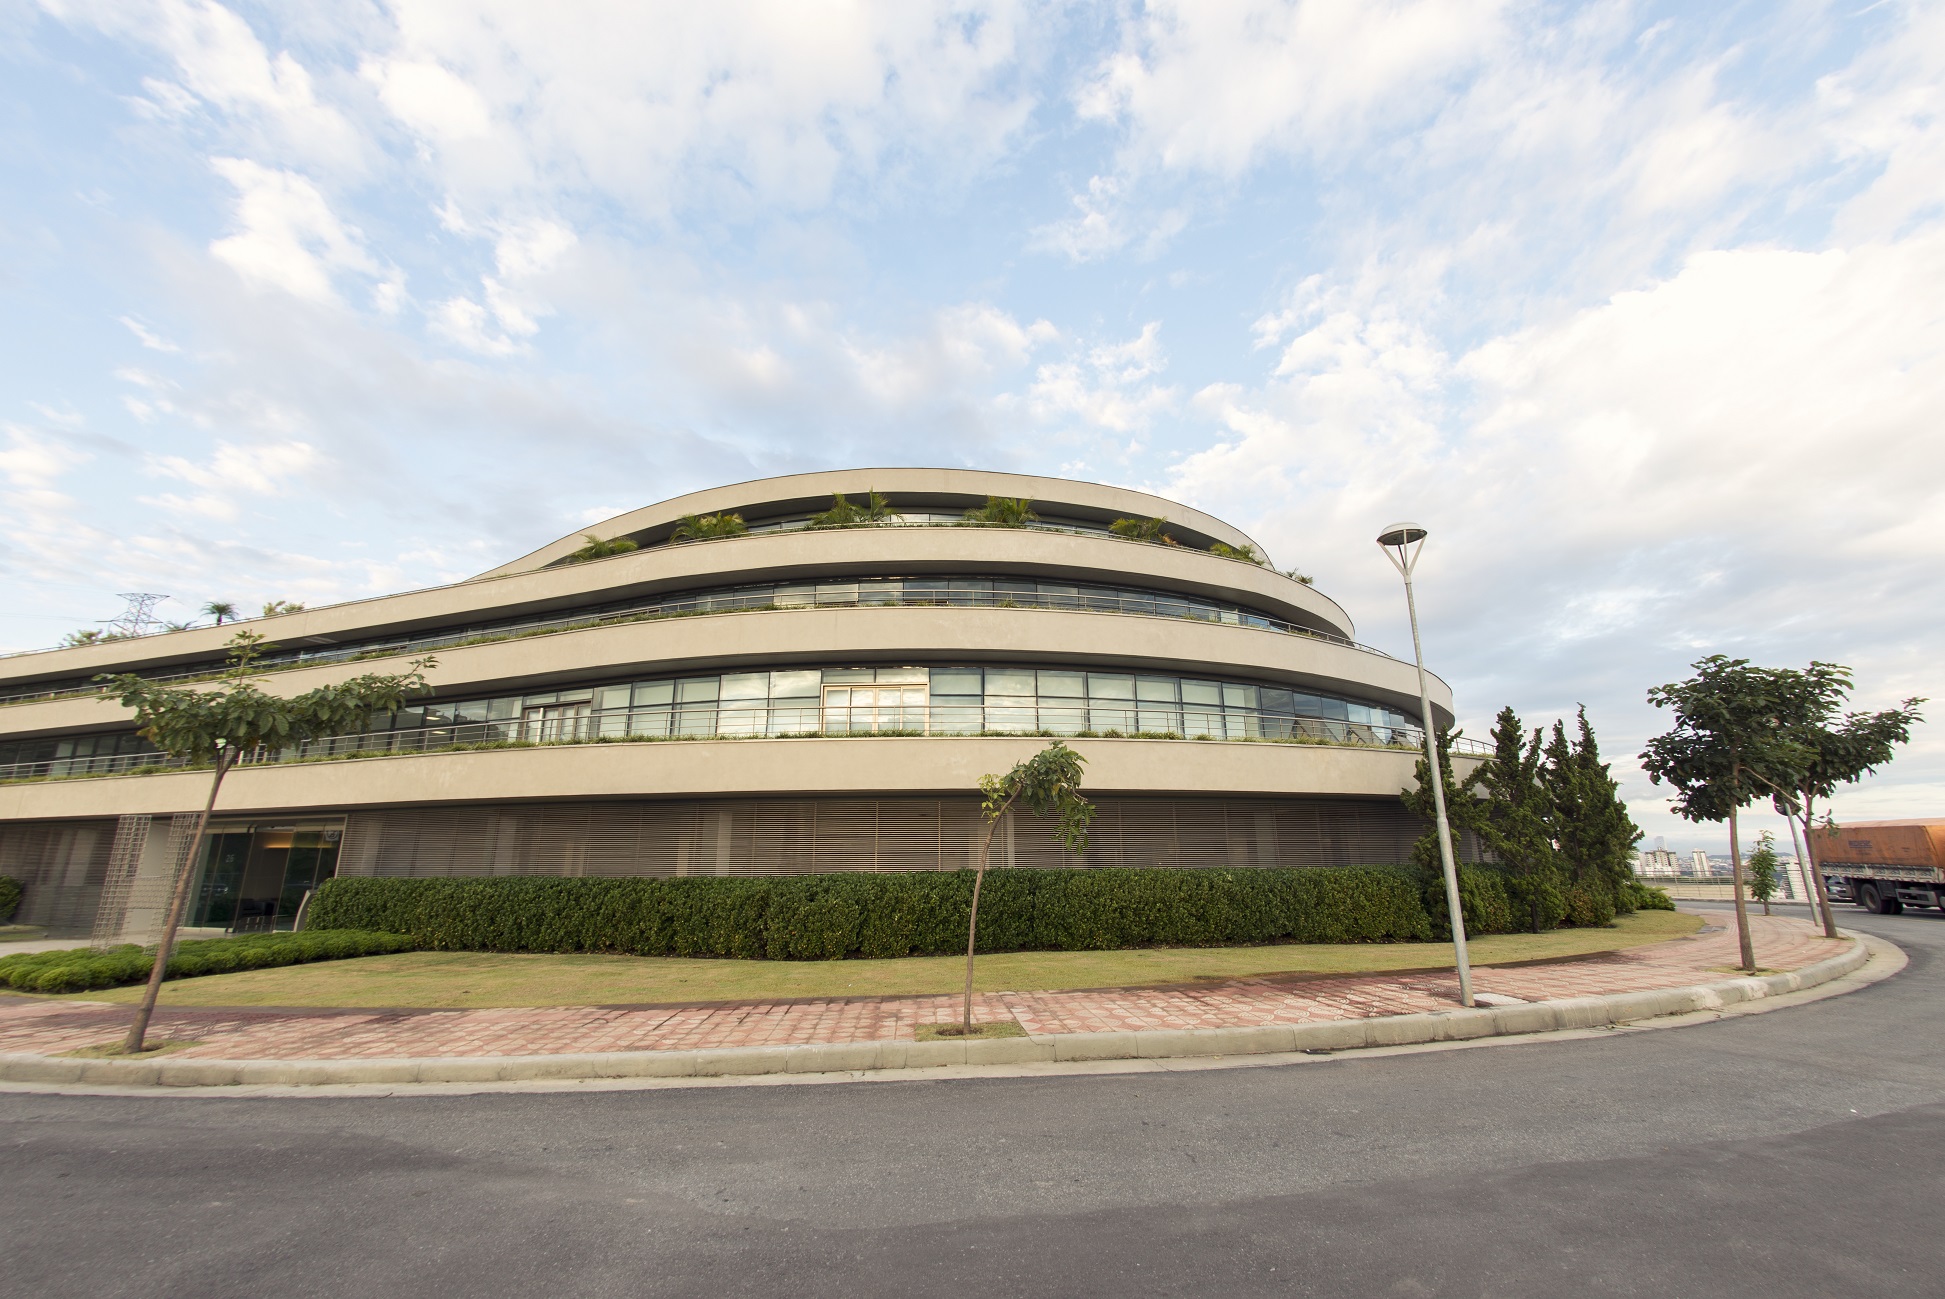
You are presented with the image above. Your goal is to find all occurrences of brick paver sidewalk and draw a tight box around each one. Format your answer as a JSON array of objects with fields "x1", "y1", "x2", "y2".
[{"x1": 0, "y1": 910, "x2": 1847, "y2": 1062}]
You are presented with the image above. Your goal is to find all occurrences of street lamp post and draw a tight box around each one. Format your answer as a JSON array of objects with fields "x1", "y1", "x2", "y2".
[{"x1": 1376, "y1": 522, "x2": 1474, "y2": 1008}]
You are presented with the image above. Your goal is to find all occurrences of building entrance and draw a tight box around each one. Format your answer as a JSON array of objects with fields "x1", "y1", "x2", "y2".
[{"x1": 189, "y1": 822, "x2": 344, "y2": 931}]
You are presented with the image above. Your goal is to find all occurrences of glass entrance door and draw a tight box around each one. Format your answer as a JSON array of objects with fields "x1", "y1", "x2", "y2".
[{"x1": 190, "y1": 823, "x2": 345, "y2": 931}]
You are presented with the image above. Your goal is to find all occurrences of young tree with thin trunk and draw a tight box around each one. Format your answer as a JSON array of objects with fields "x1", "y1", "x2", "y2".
[
  {"x1": 1747, "y1": 831, "x2": 1779, "y2": 916},
  {"x1": 200, "y1": 601, "x2": 237, "y2": 626},
  {"x1": 1642, "y1": 657, "x2": 1809, "y2": 974},
  {"x1": 1753, "y1": 663, "x2": 1922, "y2": 939},
  {"x1": 961, "y1": 742, "x2": 1095, "y2": 1035},
  {"x1": 97, "y1": 633, "x2": 435, "y2": 1053}
]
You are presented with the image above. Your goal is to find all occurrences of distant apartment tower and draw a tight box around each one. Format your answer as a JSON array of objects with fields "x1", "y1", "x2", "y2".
[
  {"x1": 1690, "y1": 849, "x2": 1711, "y2": 875},
  {"x1": 1637, "y1": 847, "x2": 1681, "y2": 876}
]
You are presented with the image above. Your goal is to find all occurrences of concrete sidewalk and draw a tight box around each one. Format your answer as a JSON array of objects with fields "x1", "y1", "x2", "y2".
[{"x1": 0, "y1": 911, "x2": 1864, "y2": 1087}]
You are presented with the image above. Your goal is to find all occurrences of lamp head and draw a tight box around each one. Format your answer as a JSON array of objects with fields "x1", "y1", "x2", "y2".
[{"x1": 1376, "y1": 522, "x2": 1427, "y2": 547}]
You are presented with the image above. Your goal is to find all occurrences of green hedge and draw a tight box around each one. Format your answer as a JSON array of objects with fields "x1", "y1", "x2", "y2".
[
  {"x1": 307, "y1": 866, "x2": 1533, "y2": 960},
  {"x1": 0, "y1": 875, "x2": 21, "y2": 925},
  {"x1": 0, "y1": 929, "x2": 416, "y2": 995},
  {"x1": 1624, "y1": 880, "x2": 1676, "y2": 911}
]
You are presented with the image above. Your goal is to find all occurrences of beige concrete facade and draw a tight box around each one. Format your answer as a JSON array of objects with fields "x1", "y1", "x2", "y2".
[{"x1": 0, "y1": 469, "x2": 1469, "y2": 930}]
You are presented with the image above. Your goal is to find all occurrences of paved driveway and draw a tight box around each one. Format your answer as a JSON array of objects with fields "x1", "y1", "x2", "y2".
[{"x1": 4, "y1": 902, "x2": 1939, "y2": 1298}]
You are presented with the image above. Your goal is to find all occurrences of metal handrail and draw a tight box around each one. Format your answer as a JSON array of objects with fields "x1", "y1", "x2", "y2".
[
  {"x1": 0, "y1": 584, "x2": 1395, "y2": 708},
  {"x1": 0, "y1": 703, "x2": 1491, "y2": 783}
]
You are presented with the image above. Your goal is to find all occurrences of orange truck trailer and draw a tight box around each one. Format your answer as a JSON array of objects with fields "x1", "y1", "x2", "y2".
[{"x1": 1807, "y1": 819, "x2": 1945, "y2": 915}]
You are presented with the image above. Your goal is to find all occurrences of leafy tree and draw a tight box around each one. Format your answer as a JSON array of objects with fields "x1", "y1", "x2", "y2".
[
  {"x1": 96, "y1": 632, "x2": 435, "y2": 1053},
  {"x1": 60, "y1": 629, "x2": 110, "y2": 647},
  {"x1": 809, "y1": 490, "x2": 900, "y2": 529},
  {"x1": 201, "y1": 601, "x2": 238, "y2": 625},
  {"x1": 1465, "y1": 707, "x2": 1566, "y2": 931},
  {"x1": 563, "y1": 534, "x2": 641, "y2": 563},
  {"x1": 1751, "y1": 663, "x2": 1923, "y2": 938},
  {"x1": 1746, "y1": 831, "x2": 1779, "y2": 916},
  {"x1": 1543, "y1": 706, "x2": 1641, "y2": 926},
  {"x1": 1108, "y1": 515, "x2": 1177, "y2": 545},
  {"x1": 960, "y1": 742, "x2": 1095, "y2": 1034},
  {"x1": 260, "y1": 600, "x2": 306, "y2": 617},
  {"x1": 668, "y1": 513, "x2": 746, "y2": 543},
  {"x1": 1642, "y1": 656, "x2": 1809, "y2": 974},
  {"x1": 962, "y1": 496, "x2": 1039, "y2": 527},
  {"x1": 1209, "y1": 542, "x2": 1264, "y2": 564}
]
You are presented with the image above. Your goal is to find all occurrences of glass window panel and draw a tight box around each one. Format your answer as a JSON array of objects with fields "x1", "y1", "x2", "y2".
[
  {"x1": 825, "y1": 688, "x2": 853, "y2": 706},
  {"x1": 596, "y1": 685, "x2": 632, "y2": 711},
  {"x1": 985, "y1": 706, "x2": 1036, "y2": 731},
  {"x1": 1087, "y1": 674, "x2": 1135, "y2": 700},
  {"x1": 1136, "y1": 677, "x2": 1178, "y2": 702},
  {"x1": 455, "y1": 700, "x2": 489, "y2": 723},
  {"x1": 904, "y1": 579, "x2": 949, "y2": 602},
  {"x1": 930, "y1": 703, "x2": 982, "y2": 734},
  {"x1": 1316, "y1": 696, "x2": 1350, "y2": 721},
  {"x1": 994, "y1": 580, "x2": 1035, "y2": 596},
  {"x1": 1174, "y1": 676, "x2": 1221, "y2": 703},
  {"x1": 947, "y1": 579, "x2": 990, "y2": 606},
  {"x1": 930, "y1": 668, "x2": 983, "y2": 696},
  {"x1": 521, "y1": 692, "x2": 558, "y2": 708},
  {"x1": 555, "y1": 690, "x2": 593, "y2": 704},
  {"x1": 1222, "y1": 684, "x2": 1258, "y2": 709},
  {"x1": 629, "y1": 708, "x2": 672, "y2": 738},
  {"x1": 1182, "y1": 708, "x2": 1224, "y2": 738},
  {"x1": 677, "y1": 677, "x2": 720, "y2": 703},
  {"x1": 773, "y1": 584, "x2": 815, "y2": 607},
  {"x1": 674, "y1": 706, "x2": 717, "y2": 736},
  {"x1": 720, "y1": 673, "x2": 768, "y2": 700},
  {"x1": 1036, "y1": 670, "x2": 1085, "y2": 698},
  {"x1": 396, "y1": 706, "x2": 426, "y2": 728},
  {"x1": 875, "y1": 667, "x2": 928, "y2": 684},
  {"x1": 816, "y1": 583, "x2": 858, "y2": 606},
  {"x1": 824, "y1": 667, "x2": 875, "y2": 682},
  {"x1": 1186, "y1": 602, "x2": 1220, "y2": 622},
  {"x1": 1089, "y1": 701, "x2": 1138, "y2": 731},
  {"x1": 717, "y1": 705, "x2": 765, "y2": 736},
  {"x1": 1039, "y1": 704, "x2": 1086, "y2": 735},
  {"x1": 487, "y1": 696, "x2": 521, "y2": 720},
  {"x1": 768, "y1": 702, "x2": 820, "y2": 733},
  {"x1": 1260, "y1": 688, "x2": 1295, "y2": 716},
  {"x1": 987, "y1": 669, "x2": 1037, "y2": 697},
  {"x1": 632, "y1": 680, "x2": 674, "y2": 706},
  {"x1": 769, "y1": 669, "x2": 822, "y2": 698},
  {"x1": 858, "y1": 581, "x2": 900, "y2": 605},
  {"x1": 1138, "y1": 707, "x2": 1181, "y2": 733}
]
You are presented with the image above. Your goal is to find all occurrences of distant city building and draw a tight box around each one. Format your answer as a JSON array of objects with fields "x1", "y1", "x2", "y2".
[
  {"x1": 1690, "y1": 849, "x2": 1710, "y2": 876},
  {"x1": 1638, "y1": 847, "x2": 1682, "y2": 876}
]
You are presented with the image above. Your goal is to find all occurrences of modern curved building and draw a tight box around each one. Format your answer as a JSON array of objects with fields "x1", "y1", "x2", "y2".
[{"x1": 0, "y1": 469, "x2": 1475, "y2": 938}]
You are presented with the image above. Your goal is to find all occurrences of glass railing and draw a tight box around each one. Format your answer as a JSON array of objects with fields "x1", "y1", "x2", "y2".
[
  {"x1": 0, "y1": 704, "x2": 1491, "y2": 782},
  {"x1": 0, "y1": 583, "x2": 1392, "y2": 708}
]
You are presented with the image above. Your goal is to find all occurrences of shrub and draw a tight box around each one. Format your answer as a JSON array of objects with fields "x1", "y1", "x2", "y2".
[
  {"x1": 0, "y1": 929, "x2": 415, "y2": 995},
  {"x1": 306, "y1": 866, "x2": 1513, "y2": 960},
  {"x1": 0, "y1": 875, "x2": 22, "y2": 924},
  {"x1": 1624, "y1": 880, "x2": 1676, "y2": 911},
  {"x1": 1563, "y1": 878, "x2": 1618, "y2": 928}
]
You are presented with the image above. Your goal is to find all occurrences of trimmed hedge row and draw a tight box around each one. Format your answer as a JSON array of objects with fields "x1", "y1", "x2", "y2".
[
  {"x1": 307, "y1": 866, "x2": 1529, "y2": 961},
  {"x1": 0, "y1": 929, "x2": 417, "y2": 995}
]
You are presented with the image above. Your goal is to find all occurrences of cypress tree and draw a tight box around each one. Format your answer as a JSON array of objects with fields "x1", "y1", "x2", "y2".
[
  {"x1": 1468, "y1": 706, "x2": 1566, "y2": 932},
  {"x1": 1544, "y1": 706, "x2": 1641, "y2": 927}
]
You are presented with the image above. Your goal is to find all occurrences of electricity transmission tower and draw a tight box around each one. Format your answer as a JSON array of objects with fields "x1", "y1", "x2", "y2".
[{"x1": 102, "y1": 592, "x2": 168, "y2": 638}]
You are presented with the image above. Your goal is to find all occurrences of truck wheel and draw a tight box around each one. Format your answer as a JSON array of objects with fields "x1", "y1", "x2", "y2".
[
  {"x1": 1857, "y1": 883, "x2": 1880, "y2": 912},
  {"x1": 1887, "y1": 898, "x2": 1905, "y2": 915}
]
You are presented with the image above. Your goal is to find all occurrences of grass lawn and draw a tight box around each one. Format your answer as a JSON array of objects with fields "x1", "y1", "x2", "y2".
[{"x1": 65, "y1": 911, "x2": 1704, "y2": 1010}]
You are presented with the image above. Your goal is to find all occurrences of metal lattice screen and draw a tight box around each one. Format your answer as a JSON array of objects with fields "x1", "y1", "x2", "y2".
[{"x1": 336, "y1": 795, "x2": 1428, "y2": 879}]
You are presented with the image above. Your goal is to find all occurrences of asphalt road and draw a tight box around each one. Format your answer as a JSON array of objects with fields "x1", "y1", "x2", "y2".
[{"x1": 5, "y1": 904, "x2": 1942, "y2": 1298}]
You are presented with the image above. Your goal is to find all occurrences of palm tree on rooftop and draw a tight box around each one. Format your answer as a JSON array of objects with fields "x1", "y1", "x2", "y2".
[{"x1": 201, "y1": 601, "x2": 238, "y2": 625}]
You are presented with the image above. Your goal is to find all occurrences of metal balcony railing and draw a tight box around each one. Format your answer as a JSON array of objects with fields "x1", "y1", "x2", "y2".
[{"x1": 0, "y1": 702, "x2": 1490, "y2": 783}]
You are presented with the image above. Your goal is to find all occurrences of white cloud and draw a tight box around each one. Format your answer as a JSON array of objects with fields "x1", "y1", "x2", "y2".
[
  {"x1": 46, "y1": 0, "x2": 364, "y2": 171},
  {"x1": 1026, "y1": 321, "x2": 1178, "y2": 438},
  {"x1": 144, "y1": 439, "x2": 324, "y2": 520},
  {"x1": 119, "y1": 316, "x2": 182, "y2": 352},
  {"x1": 361, "y1": 57, "x2": 495, "y2": 145},
  {"x1": 1078, "y1": 0, "x2": 1510, "y2": 174},
  {"x1": 207, "y1": 157, "x2": 379, "y2": 303}
]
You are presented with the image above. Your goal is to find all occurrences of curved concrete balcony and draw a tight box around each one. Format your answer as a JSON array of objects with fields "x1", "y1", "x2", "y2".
[
  {"x1": 0, "y1": 603, "x2": 1453, "y2": 740},
  {"x1": 0, "y1": 733, "x2": 1432, "y2": 822}
]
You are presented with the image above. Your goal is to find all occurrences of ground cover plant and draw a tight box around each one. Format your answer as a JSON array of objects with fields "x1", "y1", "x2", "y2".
[
  {"x1": 0, "y1": 929, "x2": 415, "y2": 994},
  {"x1": 67, "y1": 911, "x2": 1704, "y2": 1010}
]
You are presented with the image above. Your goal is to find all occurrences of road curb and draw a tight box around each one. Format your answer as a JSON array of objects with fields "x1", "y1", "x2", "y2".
[{"x1": 0, "y1": 933, "x2": 1875, "y2": 1090}]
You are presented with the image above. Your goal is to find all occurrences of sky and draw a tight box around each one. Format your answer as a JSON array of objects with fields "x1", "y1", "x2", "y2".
[{"x1": 1, "y1": 0, "x2": 1940, "y2": 853}]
